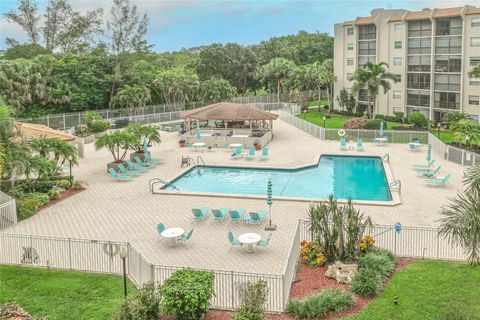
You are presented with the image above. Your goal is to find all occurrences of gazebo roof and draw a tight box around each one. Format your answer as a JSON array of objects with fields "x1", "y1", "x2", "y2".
[
  {"x1": 181, "y1": 102, "x2": 279, "y2": 121},
  {"x1": 16, "y1": 122, "x2": 76, "y2": 142}
]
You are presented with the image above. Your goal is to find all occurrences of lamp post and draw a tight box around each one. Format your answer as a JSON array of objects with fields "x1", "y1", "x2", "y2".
[
  {"x1": 67, "y1": 156, "x2": 73, "y2": 182},
  {"x1": 323, "y1": 116, "x2": 326, "y2": 128},
  {"x1": 119, "y1": 248, "x2": 128, "y2": 298},
  {"x1": 437, "y1": 122, "x2": 441, "y2": 139}
]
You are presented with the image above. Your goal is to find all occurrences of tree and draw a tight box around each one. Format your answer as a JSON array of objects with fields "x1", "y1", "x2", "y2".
[
  {"x1": 450, "y1": 119, "x2": 480, "y2": 147},
  {"x1": 95, "y1": 131, "x2": 135, "y2": 162},
  {"x1": 336, "y1": 88, "x2": 356, "y2": 115},
  {"x1": 4, "y1": 0, "x2": 40, "y2": 44},
  {"x1": 257, "y1": 58, "x2": 296, "y2": 102},
  {"x1": 27, "y1": 136, "x2": 77, "y2": 174},
  {"x1": 150, "y1": 68, "x2": 199, "y2": 110},
  {"x1": 351, "y1": 62, "x2": 397, "y2": 118},
  {"x1": 125, "y1": 123, "x2": 161, "y2": 154},
  {"x1": 199, "y1": 77, "x2": 237, "y2": 104},
  {"x1": 110, "y1": 85, "x2": 151, "y2": 114},
  {"x1": 442, "y1": 111, "x2": 471, "y2": 129},
  {"x1": 2, "y1": 43, "x2": 48, "y2": 60},
  {"x1": 469, "y1": 65, "x2": 480, "y2": 78},
  {"x1": 319, "y1": 59, "x2": 335, "y2": 110},
  {"x1": 294, "y1": 63, "x2": 323, "y2": 109}
]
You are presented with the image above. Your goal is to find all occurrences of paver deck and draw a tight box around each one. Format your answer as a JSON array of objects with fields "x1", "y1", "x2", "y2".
[{"x1": 3, "y1": 119, "x2": 465, "y2": 274}]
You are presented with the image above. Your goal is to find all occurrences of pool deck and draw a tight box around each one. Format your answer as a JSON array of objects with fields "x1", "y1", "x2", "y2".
[{"x1": 2, "y1": 119, "x2": 465, "y2": 275}]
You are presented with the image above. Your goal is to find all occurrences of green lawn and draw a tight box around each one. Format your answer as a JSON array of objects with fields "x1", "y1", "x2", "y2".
[
  {"x1": 346, "y1": 260, "x2": 480, "y2": 320},
  {"x1": 433, "y1": 130, "x2": 455, "y2": 144},
  {"x1": 0, "y1": 265, "x2": 137, "y2": 320},
  {"x1": 297, "y1": 110, "x2": 407, "y2": 129},
  {"x1": 308, "y1": 98, "x2": 330, "y2": 107}
]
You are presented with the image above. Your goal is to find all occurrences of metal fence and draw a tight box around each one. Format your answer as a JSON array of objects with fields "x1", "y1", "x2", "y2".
[
  {"x1": 428, "y1": 132, "x2": 480, "y2": 166},
  {"x1": 282, "y1": 221, "x2": 301, "y2": 307},
  {"x1": 298, "y1": 220, "x2": 467, "y2": 261},
  {"x1": 277, "y1": 110, "x2": 325, "y2": 139},
  {"x1": 0, "y1": 192, "x2": 16, "y2": 230}
]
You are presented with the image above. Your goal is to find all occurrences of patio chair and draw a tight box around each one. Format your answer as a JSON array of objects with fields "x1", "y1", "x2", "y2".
[
  {"x1": 245, "y1": 147, "x2": 255, "y2": 160},
  {"x1": 257, "y1": 233, "x2": 272, "y2": 248},
  {"x1": 145, "y1": 152, "x2": 163, "y2": 165},
  {"x1": 416, "y1": 166, "x2": 441, "y2": 178},
  {"x1": 412, "y1": 159, "x2": 435, "y2": 170},
  {"x1": 179, "y1": 229, "x2": 194, "y2": 242},
  {"x1": 187, "y1": 142, "x2": 193, "y2": 148},
  {"x1": 248, "y1": 210, "x2": 267, "y2": 224},
  {"x1": 409, "y1": 143, "x2": 417, "y2": 151},
  {"x1": 108, "y1": 168, "x2": 132, "y2": 181},
  {"x1": 181, "y1": 156, "x2": 191, "y2": 168},
  {"x1": 230, "y1": 146, "x2": 243, "y2": 160},
  {"x1": 229, "y1": 209, "x2": 245, "y2": 222},
  {"x1": 424, "y1": 173, "x2": 451, "y2": 186},
  {"x1": 339, "y1": 137, "x2": 348, "y2": 151},
  {"x1": 192, "y1": 207, "x2": 209, "y2": 220},
  {"x1": 259, "y1": 147, "x2": 269, "y2": 161},
  {"x1": 356, "y1": 138, "x2": 365, "y2": 151},
  {"x1": 156, "y1": 223, "x2": 166, "y2": 235},
  {"x1": 134, "y1": 156, "x2": 154, "y2": 168},
  {"x1": 212, "y1": 208, "x2": 229, "y2": 221},
  {"x1": 126, "y1": 159, "x2": 148, "y2": 171},
  {"x1": 118, "y1": 163, "x2": 140, "y2": 175},
  {"x1": 227, "y1": 231, "x2": 241, "y2": 247}
]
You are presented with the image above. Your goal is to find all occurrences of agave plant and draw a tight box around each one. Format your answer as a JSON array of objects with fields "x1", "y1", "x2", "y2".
[{"x1": 125, "y1": 123, "x2": 161, "y2": 153}]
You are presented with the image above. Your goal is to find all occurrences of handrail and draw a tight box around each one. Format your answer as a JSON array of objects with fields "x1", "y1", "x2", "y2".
[
  {"x1": 148, "y1": 178, "x2": 179, "y2": 193},
  {"x1": 382, "y1": 153, "x2": 390, "y2": 162},
  {"x1": 388, "y1": 180, "x2": 401, "y2": 193},
  {"x1": 196, "y1": 156, "x2": 206, "y2": 167}
]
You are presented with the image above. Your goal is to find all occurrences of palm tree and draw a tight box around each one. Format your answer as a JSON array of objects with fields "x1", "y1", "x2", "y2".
[
  {"x1": 125, "y1": 123, "x2": 161, "y2": 154},
  {"x1": 450, "y1": 119, "x2": 480, "y2": 147},
  {"x1": 319, "y1": 59, "x2": 336, "y2": 110},
  {"x1": 351, "y1": 62, "x2": 398, "y2": 118},
  {"x1": 95, "y1": 131, "x2": 135, "y2": 162}
]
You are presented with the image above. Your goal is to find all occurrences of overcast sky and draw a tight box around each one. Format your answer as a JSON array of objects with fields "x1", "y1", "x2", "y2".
[{"x1": 0, "y1": 0, "x2": 479, "y2": 52}]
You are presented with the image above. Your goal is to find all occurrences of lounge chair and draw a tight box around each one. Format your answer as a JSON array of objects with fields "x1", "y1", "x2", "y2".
[
  {"x1": 192, "y1": 207, "x2": 209, "y2": 220},
  {"x1": 339, "y1": 137, "x2": 348, "y2": 151},
  {"x1": 227, "y1": 231, "x2": 241, "y2": 247},
  {"x1": 179, "y1": 229, "x2": 194, "y2": 242},
  {"x1": 259, "y1": 147, "x2": 269, "y2": 161},
  {"x1": 257, "y1": 234, "x2": 272, "y2": 247},
  {"x1": 413, "y1": 159, "x2": 435, "y2": 170},
  {"x1": 245, "y1": 147, "x2": 255, "y2": 160},
  {"x1": 126, "y1": 159, "x2": 148, "y2": 171},
  {"x1": 145, "y1": 152, "x2": 163, "y2": 165},
  {"x1": 424, "y1": 173, "x2": 451, "y2": 186},
  {"x1": 416, "y1": 166, "x2": 441, "y2": 177},
  {"x1": 187, "y1": 142, "x2": 193, "y2": 148},
  {"x1": 108, "y1": 168, "x2": 132, "y2": 181},
  {"x1": 134, "y1": 156, "x2": 154, "y2": 168},
  {"x1": 230, "y1": 146, "x2": 243, "y2": 160},
  {"x1": 356, "y1": 138, "x2": 365, "y2": 151},
  {"x1": 118, "y1": 163, "x2": 140, "y2": 175},
  {"x1": 212, "y1": 208, "x2": 229, "y2": 221},
  {"x1": 248, "y1": 210, "x2": 267, "y2": 224},
  {"x1": 229, "y1": 209, "x2": 245, "y2": 222}
]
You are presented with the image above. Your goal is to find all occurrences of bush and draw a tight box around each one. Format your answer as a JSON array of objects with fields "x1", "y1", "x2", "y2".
[
  {"x1": 16, "y1": 198, "x2": 40, "y2": 220},
  {"x1": 390, "y1": 125, "x2": 418, "y2": 131},
  {"x1": 57, "y1": 179, "x2": 71, "y2": 189},
  {"x1": 408, "y1": 112, "x2": 428, "y2": 128},
  {"x1": 363, "y1": 119, "x2": 388, "y2": 130},
  {"x1": 113, "y1": 282, "x2": 160, "y2": 320},
  {"x1": 370, "y1": 247, "x2": 395, "y2": 263},
  {"x1": 344, "y1": 117, "x2": 368, "y2": 129},
  {"x1": 88, "y1": 119, "x2": 110, "y2": 133},
  {"x1": 71, "y1": 180, "x2": 84, "y2": 189},
  {"x1": 383, "y1": 115, "x2": 398, "y2": 123},
  {"x1": 393, "y1": 111, "x2": 404, "y2": 122},
  {"x1": 74, "y1": 124, "x2": 90, "y2": 137},
  {"x1": 300, "y1": 240, "x2": 326, "y2": 268},
  {"x1": 358, "y1": 252, "x2": 395, "y2": 278},
  {"x1": 374, "y1": 115, "x2": 385, "y2": 120},
  {"x1": 232, "y1": 280, "x2": 268, "y2": 320},
  {"x1": 160, "y1": 269, "x2": 214, "y2": 320},
  {"x1": 28, "y1": 193, "x2": 49, "y2": 206},
  {"x1": 350, "y1": 268, "x2": 383, "y2": 297},
  {"x1": 286, "y1": 289, "x2": 355, "y2": 319}
]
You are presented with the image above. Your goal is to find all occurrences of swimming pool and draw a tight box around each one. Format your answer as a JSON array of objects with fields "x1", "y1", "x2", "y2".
[{"x1": 165, "y1": 155, "x2": 392, "y2": 201}]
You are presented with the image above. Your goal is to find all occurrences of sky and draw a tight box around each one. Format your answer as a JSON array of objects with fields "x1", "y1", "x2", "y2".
[{"x1": 0, "y1": 0, "x2": 479, "y2": 53}]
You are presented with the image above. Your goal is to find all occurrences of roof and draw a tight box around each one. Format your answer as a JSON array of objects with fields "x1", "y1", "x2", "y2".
[
  {"x1": 404, "y1": 9, "x2": 432, "y2": 21},
  {"x1": 355, "y1": 16, "x2": 375, "y2": 25},
  {"x1": 16, "y1": 122, "x2": 76, "y2": 142},
  {"x1": 466, "y1": 7, "x2": 480, "y2": 15},
  {"x1": 343, "y1": 20, "x2": 354, "y2": 26},
  {"x1": 180, "y1": 102, "x2": 279, "y2": 121},
  {"x1": 387, "y1": 15, "x2": 403, "y2": 22},
  {"x1": 432, "y1": 7, "x2": 463, "y2": 18}
]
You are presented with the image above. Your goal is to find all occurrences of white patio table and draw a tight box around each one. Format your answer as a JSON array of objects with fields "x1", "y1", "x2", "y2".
[
  {"x1": 161, "y1": 228, "x2": 184, "y2": 247},
  {"x1": 238, "y1": 233, "x2": 262, "y2": 253}
]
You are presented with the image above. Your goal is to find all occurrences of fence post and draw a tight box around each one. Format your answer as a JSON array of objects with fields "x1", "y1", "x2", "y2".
[
  {"x1": 63, "y1": 114, "x2": 66, "y2": 131},
  {"x1": 394, "y1": 231, "x2": 397, "y2": 256},
  {"x1": 68, "y1": 238, "x2": 72, "y2": 269},
  {"x1": 230, "y1": 271, "x2": 234, "y2": 309},
  {"x1": 150, "y1": 264, "x2": 154, "y2": 282},
  {"x1": 436, "y1": 235, "x2": 440, "y2": 259},
  {"x1": 462, "y1": 150, "x2": 465, "y2": 166},
  {"x1": 47, "y1": 115, "x2": 50, "y2": 127}
]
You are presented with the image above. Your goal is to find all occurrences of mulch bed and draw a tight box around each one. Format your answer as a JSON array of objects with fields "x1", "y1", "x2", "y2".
[
  {"x1": 164, "y1": 258, "x2": 414, "y2": 320},
  {"x1": 37, "y1": 187, "x2": 85, "y2": 212}
]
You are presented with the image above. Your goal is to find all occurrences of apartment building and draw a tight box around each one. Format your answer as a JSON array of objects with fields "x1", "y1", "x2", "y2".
[{"x1": 334, "y1": 6, "x2": 480, "y2": 121}]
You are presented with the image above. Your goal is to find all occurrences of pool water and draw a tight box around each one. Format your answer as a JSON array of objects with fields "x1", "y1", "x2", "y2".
[{"x1": 165, "y1": 155, "x2": 392, "y2": 201}]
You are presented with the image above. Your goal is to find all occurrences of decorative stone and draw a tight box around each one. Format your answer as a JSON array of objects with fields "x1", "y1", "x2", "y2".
[{"x1": 325, "y1": 261, "x2": 358, "y2": 284}]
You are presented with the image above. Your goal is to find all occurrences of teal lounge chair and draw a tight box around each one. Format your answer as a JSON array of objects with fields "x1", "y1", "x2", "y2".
[
  {"x1": 187, "y1": 142, "x2": 193, "y2": 148},
  {"x1": 108, "y1": 168, "x2": 132, "y2": 181},
  {"x1": 179, "y1": 229, "x2": 194, "y2": 242},
  {"x1": 118, "y1": 163, "x2": 140, "y2": 175},
  {"x1": 424, "y1": 173, "x2": 451, "y2": 186},
  {"x1": 230, "y1": 146, "x2": 243, "y2": 160},
  {"x1": 227, "y1": 231, "x2": 241, "y2": 247},
  {"x1": 192, "y1": 207, "x2": 209, "y2": 220},
  {"x1": 126, "y1": 159, "x2": 148, "y2": 171},
  {"x1": 248, "y1": 210, "x2": 267, "y2": 224},
  {"x1": 229, "y1": 209, "x2": 245, "y2": 222},
  {"x1": 259, "y1": 147, "x2": 269, "y2": 161},
  {"x1": 356, "y1": 138, "x2": 364, "y2": 151},
  {"x1": 212, "y1": 208, "x2": 229, "y2": 221},
  {"x1": 134, "y1": 156, "x2": 154, "y2": 168},
  {"x1": 339, "y1": 137, "x2": 348, "y2": 150},
  {"x1": 416, "y1": 166, "x2": 441, "y2": 177},
  {"x1": 257, "y1": 233, "x2": 272, "y2": 247},
  {"x1": 145, "y1": 152, "x2": 163, "y2": 165},
  {"x1": 413, "y1": 159, "x2": 435, "y2": 170},
  {"x1": 156, "y1": 223, "x2": 166, "y2": 235},
  {"x1": 245, "y1": 147, "x2": 255, "y2": 160}
]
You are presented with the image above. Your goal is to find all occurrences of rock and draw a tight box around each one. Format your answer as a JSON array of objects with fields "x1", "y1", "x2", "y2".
[
  {"x1": 325, "y1": 261, "x2": 358, "y2": 284},
  {"x1": 0, "y1": 302, "x2": 44, "y2": 320}
]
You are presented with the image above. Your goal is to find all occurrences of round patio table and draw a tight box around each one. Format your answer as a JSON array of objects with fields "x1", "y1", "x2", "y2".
[
  {"x1": 238, "y1": 233, "x2": 262, "y2": 253},
  {"x1": 230, "y1": 143, "x2": 243, "y2": 148},
  {"x1": 161, "y1": 228, "x2": 184, "y2": 247}
]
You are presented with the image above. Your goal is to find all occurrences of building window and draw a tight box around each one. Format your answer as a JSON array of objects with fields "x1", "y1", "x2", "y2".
[
  {"x1": 407, "y1": 90, "x2": 430, "y2": 107},
  {"x1": 408, "y1": 20, "x2": 432, "y2": 37},
  {"x1": 471, "y1": 78, "x2": 480, "y2": 86},
  {"x1": 394, "y1": 74, "x2": 401, "y2": 83},
  {"x1": 407, "y1": 73, "x2": 430, "y2": 90},
  {"x1": 393, "y1": 91, "x2": 402, "y2": 99},
  {"x1": 393, "y1": 57, "x2": 402, "y2": 66},
  {"x1": 469, "y1": 95, "x2": 480, "y2": 105},
  {"x1": 358, "y1": 40, "x2": 376, "y2": 55},
  {"x1": 394, "y1": 23, "x2": 402, "y2": 32},
  {"x1": 347, "y1": 27, "x2": 354, "y2": 35},
  {"x1": 358, "y1": 56, "x2": 376, "y2": 66},
  {"x1": 472, "y1": 17, "x2": 480, "y2": 28},
  {"x1": 347, "y1": 73, "x2": 353, "y2": 80},
  {"x1": 435, "y1": 36, "x2": 461, "y2": 54},
  {"x1": 436, "y1": 18, "x2": 462, "y2": 36},
  {"x1": 472, "y1": 37, "x2": 480, "y2": 47},
  {"x1": 408, "y1": 55, "x2": 431, "y2": 72},
  {"x1": 435, "y1": 56, "x2": 461, "y2": 72},
  {"x1": 358, "y1": 24, "x2": 376, "y2": 40},
  {"x1": 347, "y1": 43, "x2": 354, "y2": 50},
  {"x1": 435, "y1": 74, "x2": 461, "y2": 91},
  {"x1": 394, "y1": 41, "x2": 402, "y2": 49},
  {"x1": 347, "y1": 58, "x2": 354, "y2": 65},
  {"x1": 471, "y1": 57, "x2": 480, "y2": 66},
  {"x1": 358, "y1": 88, "x2": 369, "y2": 102},
  {"x1": 434, "y1": 92, "x2": 460, "y2": 109},
  {"x1": 408, "y1": 38, "x2": 431, "y2": 54}
]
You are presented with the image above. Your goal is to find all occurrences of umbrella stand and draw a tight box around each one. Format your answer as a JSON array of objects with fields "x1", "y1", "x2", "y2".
[{"x1": 265, "y1": 179, "x2": 276, "y2": 231}]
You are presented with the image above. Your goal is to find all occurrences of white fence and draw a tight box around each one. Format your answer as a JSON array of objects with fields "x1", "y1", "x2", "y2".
[
  {"x1": 0, "y1": 192, "x2": 16, "y2": 230},
  {"x1": 428, "y1": 132, "x2": 480, "y2": 167}
]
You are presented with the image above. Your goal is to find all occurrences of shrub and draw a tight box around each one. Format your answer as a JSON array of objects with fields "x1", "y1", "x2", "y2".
[
  {"x1": 374, "y1": 115, "x2": 385, "y2": 120},
  {"x1": 358, "y1": 235, "x2": 376, "y2": 254},
  {"x1": 350, "y1": 268, "x2": 383, "y2": 297},
  {"x1": 74, "y1": 124, "x2": 90, "y2": 137},
  {"x1": 363, "y1": 119, "x2": 388, "y2": 130},
  {"x1": 113, "y1": 282, "x2": 160, "y2": 320},
  {"x1": 48, "y1": 188, "x2": 62, "y2": 200},
  {"x1": 113, "y1": 299, "x2": 136, "y2": 320},
  {"x1": 160, "y1": 269, "x2": 214, "y2": 320},
  {"x1": 71, "y1": 180, "x2": 84, "y2": 189},
  {"x1": 57, "y1": 179, "x2": 71, "y2": 189},
  {"x1": 357, "y1": 252, "x2": 395, "y2": 278},
  {"x1": 8, "y1": 186, "x2": 26, "y2": 199},
  {"x1": 370, "y1": 247, "x2": 395, "y2": 263},
  {"x1": 16, "y1": 198, "x2": 40, "y2": 220},
  {"x1": 394, "y1": 111, "x2": 404, "y2": 122},
  {"x1": 286, "y1": 289, "x2": 355, "y2": 319},
  {"x1": 89, "y1": 119, "x2": 111, "y2": 133},
  {"x1": 391, "y1": 125, "x2": 417, "y2": 131},
  {"x1": 408, "y1": 112, "x2": 428, "y2": 128},
  {"x1": 383, "y1": 115, "x2": 399, "y2": 123},
  {"x1": 28, "y1": 193, "x2": 49, "y2": 206},
  {"x1": 344, "y1": 117, "x2": 368, "y2": 129},
  {"x1": 232, "y1": 280, "x2": 268, "y2": 320},
  {"x1": 300, "y1": 240, "x2": 327, "y2": 268}
]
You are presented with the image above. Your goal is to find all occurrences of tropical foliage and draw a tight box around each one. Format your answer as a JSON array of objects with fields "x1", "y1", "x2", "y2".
[
  {"x1": 125, "y1": 123, "x2": 161, "y2": 153},
  {"x1": 95, "y1": 130, "x2": 135, "y2": 162}
]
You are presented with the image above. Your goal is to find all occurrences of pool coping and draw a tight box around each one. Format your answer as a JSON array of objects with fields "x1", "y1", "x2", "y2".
[{"x1": 157, "y1": 153, "x2": 402, "y2": 207}]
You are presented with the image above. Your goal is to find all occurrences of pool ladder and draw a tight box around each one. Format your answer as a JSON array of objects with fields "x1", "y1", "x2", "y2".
[
  {"x1": 196, "y1": 156, "x2": 206, "y2": 167},
  {"x1": 382, "y1": 153, "x2": 390, "y2": 162},
  {"x1": 149, "y1": 178, "x2": 179, "y2": 194},
  {"x1": 388, "y1": 180, "x2": 401, "y2": 193}
]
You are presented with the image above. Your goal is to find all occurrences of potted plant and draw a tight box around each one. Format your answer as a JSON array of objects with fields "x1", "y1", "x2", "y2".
[
  {"x1": 82, "y1": 111, "x2": 111, "y2": 138},
  {"x1": 95, "y1": 131, "x2": 136, "y2": 172},
  {"x1": 179, "y1": 139, "x2": 186, "y2": 147},
  {"x1": 125, "y1": 124, "x2": 161, "y2": 161},
  {"x1": 254, "y1": 140, "x2": 261, "y2": 151}
]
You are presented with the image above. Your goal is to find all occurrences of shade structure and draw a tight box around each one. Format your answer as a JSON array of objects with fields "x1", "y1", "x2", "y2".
[
  {"x1": 265, "y1": 179, "x2": 276, "y2": 230},
  {"x1": 379, "y1": 121, "x2": 384, "y2": 137},
  {"x1": 181, "y1": 102, "x2": 279, "y2": 121},
  {"x1": 427, "y1": 143, "x2": 432, "y2": 161},
  {"x1": 16, "y1": 122, "x2": 76, "y2": 142}
]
